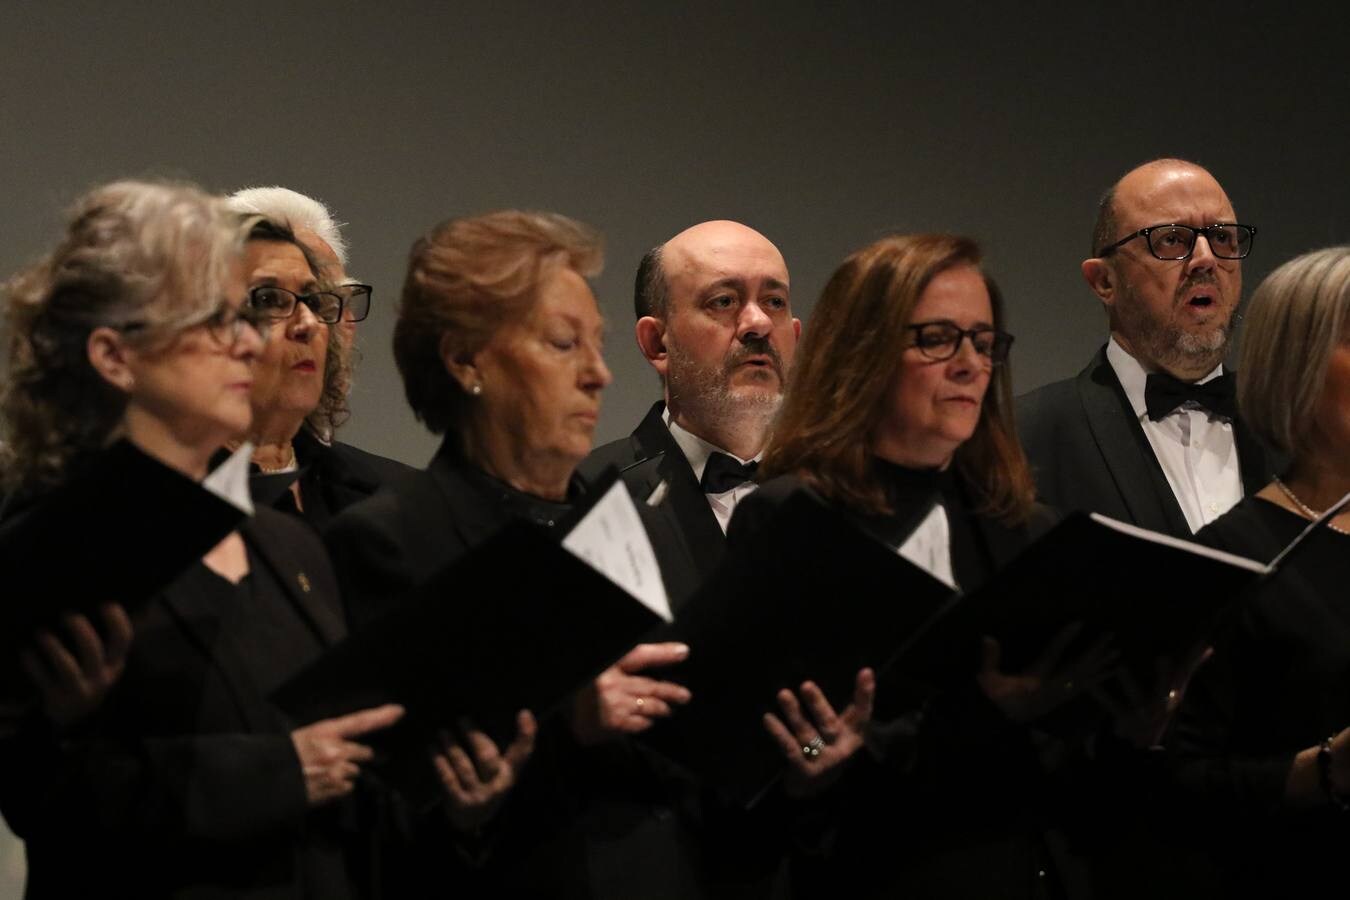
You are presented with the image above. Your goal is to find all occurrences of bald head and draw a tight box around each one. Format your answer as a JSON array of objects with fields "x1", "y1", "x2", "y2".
[
  {"x1": 1083, "y1": 158, "x2": 1245, "y2": 379},
  {"x1": 1092, "y1": 159, "x2": 1231, "y2": 256},
  {"x1": 632, "y1": 219, "x2": 799, "y2": 457},
  {"x1": 634, "y1": 220, "x2": 788, "y2": 320}
]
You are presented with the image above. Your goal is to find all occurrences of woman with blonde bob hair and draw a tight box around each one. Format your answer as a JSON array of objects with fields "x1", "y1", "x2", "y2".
[
  {"x1": 1172, "y1": 245, "x2": 1350, "y2": 896},
  {"x1": 733, "y1": 233, "x2": 1108, "y2": 898}
]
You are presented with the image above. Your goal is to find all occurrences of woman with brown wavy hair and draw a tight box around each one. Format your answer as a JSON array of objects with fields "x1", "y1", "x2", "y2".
[{"x1": 732, "y1": 233, "x2": 1102, "y2": 899}]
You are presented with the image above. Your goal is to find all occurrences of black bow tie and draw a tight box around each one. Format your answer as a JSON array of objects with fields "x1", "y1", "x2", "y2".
[
  {"x1": 1143, "y1": 371, "x2": 1237, "y2": 421},
  {"x1": 701, "y1": 453, "x2": 758, "y2": 494}
]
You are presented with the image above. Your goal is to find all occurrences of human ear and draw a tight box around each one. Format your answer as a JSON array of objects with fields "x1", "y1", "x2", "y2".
[
  {"x1": 439, "y1": 332, "x2": 483, "y2": 394},
  {"x1": 635, "y1": 316, "x2": 669, "y2": 379},
  {"x1": 1082, "y1": 258, "x2": 1115, "y2": 307},
  {"x1": 86, "y1": 327, "x2": 136, "y2": 392}
]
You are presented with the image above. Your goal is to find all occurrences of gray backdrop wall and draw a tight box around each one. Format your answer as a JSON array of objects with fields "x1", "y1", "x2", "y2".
[{"x1": 0, "y1": 1, "x2": 1346, "y2": 892}]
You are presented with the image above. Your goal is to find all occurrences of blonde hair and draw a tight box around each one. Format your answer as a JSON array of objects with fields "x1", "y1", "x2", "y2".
[
  {"x1": 1238, "y1": 245, "x2": 1350, "y2": 460},
  {"x1": 394, "y1": 210, "x2": 603, "y2": 436},
  {"x1": 3, "y1": 180, "x2": 249, "y2": 493}
]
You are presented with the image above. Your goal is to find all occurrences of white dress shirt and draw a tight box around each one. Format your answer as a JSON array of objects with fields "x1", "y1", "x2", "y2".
[
  {"x1": 664, "y1": 411, "x2": 761, "y2": 534},
  {"x1": 1105, "y1": 338, "x2": 1243, "y2": 533}
]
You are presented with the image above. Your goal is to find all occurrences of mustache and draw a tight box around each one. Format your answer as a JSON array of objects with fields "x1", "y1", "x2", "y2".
[
  {"x1": 1174, "y1": 271, "x2": 1220, "y2": 302},
  {"x1": 725, "y1": 336, "x2": 783, "y2": 377}
]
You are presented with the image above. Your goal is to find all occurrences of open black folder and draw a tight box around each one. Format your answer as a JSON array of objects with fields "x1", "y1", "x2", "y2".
[
  {"x1": 639, "y1": 492, "x2": 1288, "y2": 808},
  {"x1": 639, "y1": 489, "x2": 955, "y2": 809},
  {"x1": 894, "y1": 512, "x2": 1270, "y2": 697},
  {"x1": 0, "y1": 439, "x2": 248, "y2": 640},
  {"x1": 271, "y1": 472, "x2": 671, "y2": 796}
]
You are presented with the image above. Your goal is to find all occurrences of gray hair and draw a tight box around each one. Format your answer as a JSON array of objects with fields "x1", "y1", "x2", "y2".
[
  {"x1": 228, "y1": 186, "x2": 348, "y2": 270},
  {"x1": 1238, "y1": 245, "x2": 1350, "y2": 460},
  {"x1": 3, "y1": 180, "x2": 250, "y2": 492}
]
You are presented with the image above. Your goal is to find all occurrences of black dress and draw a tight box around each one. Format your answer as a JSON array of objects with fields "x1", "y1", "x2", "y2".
[
  {"x1": 728, "y1": 464, "x2": 1071, "y2": 900},
  {"x1": 1169, "y1": 495, "x2": 1350, "y2": 896}
]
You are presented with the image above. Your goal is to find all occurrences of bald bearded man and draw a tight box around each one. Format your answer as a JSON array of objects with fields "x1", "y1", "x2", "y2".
[
  {"x1": 581, "y1": 220, "x2": 800, "y2": 599},
  {"x1": 1017, "y1": 159, "x2": 1274, "y2": 538}
]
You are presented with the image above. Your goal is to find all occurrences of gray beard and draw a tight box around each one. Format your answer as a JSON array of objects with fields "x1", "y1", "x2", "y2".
[
  {"x1": 665, "y1": 344, "x2": 782, "y2": 435},
  {"x1": 1117, "y1": 283, "x2": 1232, "y2": 374}
]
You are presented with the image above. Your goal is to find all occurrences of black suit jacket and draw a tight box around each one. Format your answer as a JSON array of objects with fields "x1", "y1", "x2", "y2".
[
  {"x1": 579, "y1": 402, "x2": 723, "y2": 609},
  {"x1": 285, "y1": 431, "x2": 418, "y2": 533},
  {"x1": 1016, "y1": 347, "x2": 1274, "y2": 537},
  {"x1": 1, "y1": 509, "x2": 352, "y2": 900}
]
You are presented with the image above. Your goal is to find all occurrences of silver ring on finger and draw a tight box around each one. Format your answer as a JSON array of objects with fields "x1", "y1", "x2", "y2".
[
  {"x1": 801, "y1": 736, "x2": 826, "y2": 758},
  {"x1": 634, "y1": 697, "x2": 646, "y2": 712}
]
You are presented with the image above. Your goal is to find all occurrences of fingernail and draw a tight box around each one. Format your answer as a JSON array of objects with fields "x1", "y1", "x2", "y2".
[{"x1": 672, "y1": 643, "x2": 690, "y2": 658}]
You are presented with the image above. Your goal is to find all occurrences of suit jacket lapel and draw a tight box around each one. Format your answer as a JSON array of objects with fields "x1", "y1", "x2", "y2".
[
  {"x1": 627, "y1": 403, "x2": 727, "y2": 578},
  {"x1": 1076, "y1": 349, "x2": 1191, "y2": 535}
]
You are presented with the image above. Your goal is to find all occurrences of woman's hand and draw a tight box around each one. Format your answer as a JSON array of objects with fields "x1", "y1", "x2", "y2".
[
  {"x1": 433, "y1": 710, "x2": 537, "y2": 833},
  {"x1": 763, "y1": 668, "x2": 876, "y2": 798},
  {"x1": 976, "y1": 624, "x2": 1118, "y2": 724},
  {"x1": 569, "y1": 642, "x2": 692, "y2": 745},
  {"x1": 20, "y1": 604, "x2": 133, "y2": 727},
  {"x1": 1092, "y1": 645, "x2": 1214, "y2": 748},
  {"x1": 291, "y1": 703, "x2": 405, "y2": 807}
]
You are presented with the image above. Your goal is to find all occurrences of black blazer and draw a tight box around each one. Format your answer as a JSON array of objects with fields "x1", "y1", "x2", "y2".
[
  {"x1": 1016, "y1": 347, "x2": 1274, "y2": 538},
  {"x1": 579, "y1": 402, "x2": 722, "y2": 607},
  {"x1": 284, "y1": 431, "x2": 419, "y2": 533},
  {"x1": 324, "y1": 441, "x2": 754, "y2": 900},
  {"x1": 0, "y1": 508, "x2": 351, "y2": 900}
]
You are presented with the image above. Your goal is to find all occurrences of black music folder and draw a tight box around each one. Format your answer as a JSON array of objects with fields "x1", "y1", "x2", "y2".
[
  {"x1": 0, "y1": 439, "x2": 247, "y2": 638},
  {"x1": 641, "y1": 488, "x2": 955, "y2": 808},
  {"x1": 271, "y1": 473, "x2": 670, "y2": 788},
  {"x1": 894, "y1": 512, "x2": 1270, "y2": 711}
]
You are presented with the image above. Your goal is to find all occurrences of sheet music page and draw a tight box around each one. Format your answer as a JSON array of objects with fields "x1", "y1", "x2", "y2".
[
  {"x1": 202, "y1": 442, "x2": 255, "y2": 514},
  {"x1": 1088, "y1": 512, "x2": 1271, "y2": 574},
  {"x1": 562, "y1": 480, "x2": 673, "y2": 622}
]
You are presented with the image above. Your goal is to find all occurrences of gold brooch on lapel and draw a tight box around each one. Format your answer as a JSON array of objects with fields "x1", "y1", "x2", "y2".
[{"x1": 297, "y1": 572, "x2": 311, "y2": 593}]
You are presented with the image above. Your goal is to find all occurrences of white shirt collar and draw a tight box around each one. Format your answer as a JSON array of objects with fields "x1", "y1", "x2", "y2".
[
  {"x1": 661, "y1": 407, "x2": 760, "y2": 482},
  {"x1": 1105, "y1": 336, "x2": 1225, "y2": 421}
]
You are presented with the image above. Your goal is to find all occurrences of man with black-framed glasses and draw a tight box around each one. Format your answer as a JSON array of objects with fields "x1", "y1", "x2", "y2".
[
  {"x1": 1018, "y1": 158, "x2": 1275, "y2": 539},
  {"x1": 1016, "y1": 158, "x2": 1277, "y2": 900}
]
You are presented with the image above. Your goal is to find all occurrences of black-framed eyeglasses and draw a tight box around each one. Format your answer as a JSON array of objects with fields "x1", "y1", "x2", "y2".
[
  {"x1": 201, "y1": 302, "x2": 272, "y2": 346},
  {"x1": 335, "y1": 283, "x2": 373, "y2": 323},
  {"x1": 246, "y1": 285, "x2": 348, "y2": 325},
  {"x1": 907, "y1": 321, "x2": 1014, "y2": 365},
  {"x1": 119, "y1": 301, "x2": 270, "y2": 347},
  {"x1": 1096, "y1": 223, "x2": 1256, "y2": 261}
]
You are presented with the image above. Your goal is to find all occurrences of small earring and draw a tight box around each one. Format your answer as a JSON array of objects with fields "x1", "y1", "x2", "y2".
[{"x1": 470, "y1": 383, "x2": 483, "y2": 396}]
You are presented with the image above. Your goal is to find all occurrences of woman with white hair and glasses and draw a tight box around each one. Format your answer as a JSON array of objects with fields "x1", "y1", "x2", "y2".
[
  {"x1": 222, "y1": 215, "x2": 412, "y2": 530},
  {"x1": 226, "y1": 188, "x2": 415, "y2": 530},
  {"x1": 1170, "y1": 246, "x2": 1350, "y2": 896},
  {"x1": 0, "y1": 180, "x2": 402, "y2": 899}
]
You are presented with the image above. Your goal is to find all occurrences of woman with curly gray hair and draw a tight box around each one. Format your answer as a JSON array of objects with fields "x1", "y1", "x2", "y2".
[
  {"x1": 224, "y1": 205, "x2": 413, "y2": 530},
  {"x1": 0, "y1": 179, "x2": 402, "y2": 900}
]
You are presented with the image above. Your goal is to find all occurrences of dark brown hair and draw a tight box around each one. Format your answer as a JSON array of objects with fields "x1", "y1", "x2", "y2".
[{"x1": 759, "y1": 233, "x2": 1036, "y2": 524}]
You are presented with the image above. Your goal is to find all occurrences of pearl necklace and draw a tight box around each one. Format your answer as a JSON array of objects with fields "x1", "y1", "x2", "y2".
[{"x1": 1273, "y1": 477, "x2": 1350, "y2": 536}]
